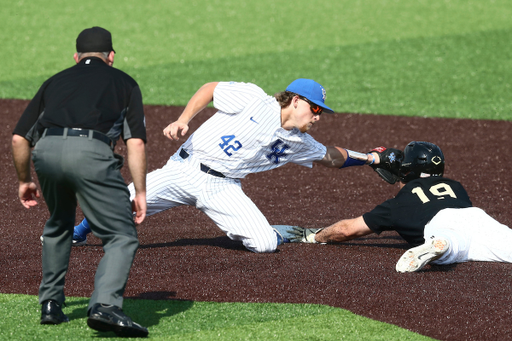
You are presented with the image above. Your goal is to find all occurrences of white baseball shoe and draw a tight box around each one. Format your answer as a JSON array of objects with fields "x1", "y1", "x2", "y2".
[{"x1": 396, "y1": 237, "x2": 449, "y2": 273}]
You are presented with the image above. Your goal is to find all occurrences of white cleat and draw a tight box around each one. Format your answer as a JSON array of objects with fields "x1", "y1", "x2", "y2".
[{"x1": 396, "y1": 237, "x2": 449, "y2": 273}]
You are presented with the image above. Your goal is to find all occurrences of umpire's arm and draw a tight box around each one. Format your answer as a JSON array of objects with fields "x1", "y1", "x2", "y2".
[
  {"x1": 126, "y1": 138, "x2": 147, "y2": 224},
  {"x1": 12, "y1": 134, "x2": 40, "y2": 208}
]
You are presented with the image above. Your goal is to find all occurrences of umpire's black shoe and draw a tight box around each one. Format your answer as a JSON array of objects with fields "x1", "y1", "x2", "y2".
[
  {"x1": 40, "y1": 300, "x2": 69, "y2": 325},
  {"x1": 87, "y1": 303, "x2": 148, "y2": 338}
]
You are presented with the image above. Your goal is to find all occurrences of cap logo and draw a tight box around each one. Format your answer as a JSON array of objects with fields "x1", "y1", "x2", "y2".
[
  {"x1": 321, "y1": 87, "x2": 326, "y2": 101},
  {"x1": 431, "y1": 156, "x2": 442, "y2": 165}
]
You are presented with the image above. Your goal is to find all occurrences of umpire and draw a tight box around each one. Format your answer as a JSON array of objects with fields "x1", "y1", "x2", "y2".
[{"x1": 11, "y1": 27, "x2": 148, "y2": 337}]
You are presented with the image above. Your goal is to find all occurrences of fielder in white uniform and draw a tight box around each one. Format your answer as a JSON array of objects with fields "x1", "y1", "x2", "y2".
[
  {"x1": 73, "y1": 79, "x2": 397, "y2": 253},
  {"x1": 289, "y1": 141, "x2": 512, "y2": 271}
]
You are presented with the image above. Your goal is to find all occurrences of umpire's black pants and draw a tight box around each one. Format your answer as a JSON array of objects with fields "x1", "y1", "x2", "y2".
[{"x1": 33, "y1": 134, "x2": 139, "y2": 311}]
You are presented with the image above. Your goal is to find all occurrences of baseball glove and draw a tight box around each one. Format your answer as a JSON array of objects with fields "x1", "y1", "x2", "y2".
[
  {"x1": 288, "y1": 226, "x2": 324, "y2": 243},
  {"x1": 369, "y1": 147, "x2": 403, "y2": 184}
]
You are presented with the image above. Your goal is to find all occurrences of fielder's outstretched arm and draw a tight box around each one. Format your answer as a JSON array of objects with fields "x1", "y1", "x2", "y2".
[
  {"x1": 163, "y1": 82, "x2": 219, "y2": 141},
  {"x1": 315, "y1": 146, "x2": 402, "y2": 185},
  {"x1": 315, "y1": 146, "x2": 379, "y2": 168}
]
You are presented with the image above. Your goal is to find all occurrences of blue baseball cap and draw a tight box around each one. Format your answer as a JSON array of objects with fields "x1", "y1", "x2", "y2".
[{"x1": 286, "y1": 79, "x2": 334, "y2": 113}]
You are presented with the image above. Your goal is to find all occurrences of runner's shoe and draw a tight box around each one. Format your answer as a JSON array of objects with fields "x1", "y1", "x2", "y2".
[
  {"x1": 72, "y1": 232, "x2": 87, "y2": 246},
  {"x1": 396, "y1": 237, "x2": 449, "y2": 273}
]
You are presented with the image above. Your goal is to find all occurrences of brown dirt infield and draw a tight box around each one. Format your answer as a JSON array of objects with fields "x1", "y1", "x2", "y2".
[{"x1": 1, "y1": 98, "x2": 512, "y2": 340}]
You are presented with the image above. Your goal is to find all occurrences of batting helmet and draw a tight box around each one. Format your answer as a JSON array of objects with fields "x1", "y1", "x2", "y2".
[{"x1": 399, "y1": 141, "x2": 445, "y2": 183}]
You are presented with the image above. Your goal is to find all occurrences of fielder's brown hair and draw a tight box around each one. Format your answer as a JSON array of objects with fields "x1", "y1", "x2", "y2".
[{"x1": 274, "y1": 91, "x2": 296, "y2": 109}]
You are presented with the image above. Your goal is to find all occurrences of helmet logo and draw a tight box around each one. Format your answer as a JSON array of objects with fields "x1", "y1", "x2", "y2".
[{"x1": 431, "y1": 156, "x2": 442, "y2": 165}]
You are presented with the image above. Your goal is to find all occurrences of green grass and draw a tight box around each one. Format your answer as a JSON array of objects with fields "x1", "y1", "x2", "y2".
[
  {"x1": 0, "y1": 294, "x2": 433, "y2": 340},
  {"x1": 0, "y1": 1, "x2": 506, "y2": 339},
  {"x1": 1, "y1": 0, "x2": 512, "y2": 119}
]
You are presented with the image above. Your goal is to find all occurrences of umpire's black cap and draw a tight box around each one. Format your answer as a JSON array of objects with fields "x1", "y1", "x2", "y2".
[{"x1": 76, "y1": 27, "x2": 115, "y2": 53}]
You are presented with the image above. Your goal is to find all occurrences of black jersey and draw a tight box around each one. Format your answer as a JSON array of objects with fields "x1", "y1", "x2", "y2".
[
  {"x1": 13, "y1": 57, "x2": 146, "y2": 146},
  {"x1": 362, "y1": 177, "x2": 472, "y2": 246}
]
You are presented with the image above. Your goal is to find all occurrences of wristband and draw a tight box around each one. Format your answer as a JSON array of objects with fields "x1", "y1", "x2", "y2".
[{"x1": 368, "y1": 154, "x2": 375, "y2": 165}]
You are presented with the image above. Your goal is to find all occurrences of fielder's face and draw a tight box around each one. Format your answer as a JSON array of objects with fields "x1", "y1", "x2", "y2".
[{"x1": 296, "y1": 96, "x2": 321, "y2": 133}]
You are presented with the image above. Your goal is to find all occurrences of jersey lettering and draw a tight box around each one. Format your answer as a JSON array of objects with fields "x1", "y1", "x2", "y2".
[
  {"x1": 219, "y1": 135, "x2": 243, "y2": 156},
  {"x1": 219, "y1": 135, "x2": 235, "y2": 149},
  {"x1": 266, "y1": 139, "x2": 290, "y2": 164},
  {"x1": 412, "y1": 183, "x2": 457, "y2": 204}
]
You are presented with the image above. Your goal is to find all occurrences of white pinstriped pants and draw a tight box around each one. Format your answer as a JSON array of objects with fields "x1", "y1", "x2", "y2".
[
  {"x1": 128, "y1": 151, "x2": 278, "y2": 253},
  {"x1": 425, "y1": 207, "x2": 512, "y2": 265}
]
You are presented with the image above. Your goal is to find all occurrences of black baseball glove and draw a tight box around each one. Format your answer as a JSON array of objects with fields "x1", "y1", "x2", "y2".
[{"x1": 369, "y1": 147, "x2": 403, "y2": 184}]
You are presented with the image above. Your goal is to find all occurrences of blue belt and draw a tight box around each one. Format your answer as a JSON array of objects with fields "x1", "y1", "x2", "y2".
[
  {"x1": 179, "y1": 149, "x2": 226, "y2": 178},
  {"x1": 44, "y1": 128, "x2": 113, "y2": 149}
]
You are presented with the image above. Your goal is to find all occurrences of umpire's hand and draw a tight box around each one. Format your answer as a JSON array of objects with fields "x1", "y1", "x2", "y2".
[
  {"x1": 132, "y1": 193, "x2": 146, "y2": 225},
  {"x1": 18, "y1": 182, "x2": 40, "y2": 209}
]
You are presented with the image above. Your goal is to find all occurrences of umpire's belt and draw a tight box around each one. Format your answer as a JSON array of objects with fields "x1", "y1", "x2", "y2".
[
  {"x1": 179, "y1": 149, "x2": 226, "y2": 178},
  {"x1": 44, "y1": 128, "x2": 114, "y2": 149}
]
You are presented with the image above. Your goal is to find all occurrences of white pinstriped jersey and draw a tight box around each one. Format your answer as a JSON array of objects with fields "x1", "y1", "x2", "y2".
[{"x1": 180, "y1": 82, "x2": 327, "y2": 179}]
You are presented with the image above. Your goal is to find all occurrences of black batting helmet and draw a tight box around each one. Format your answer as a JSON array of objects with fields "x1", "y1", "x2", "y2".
[{"x1": 399, "y1": 141, "x2": 445, "y2": 183}]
